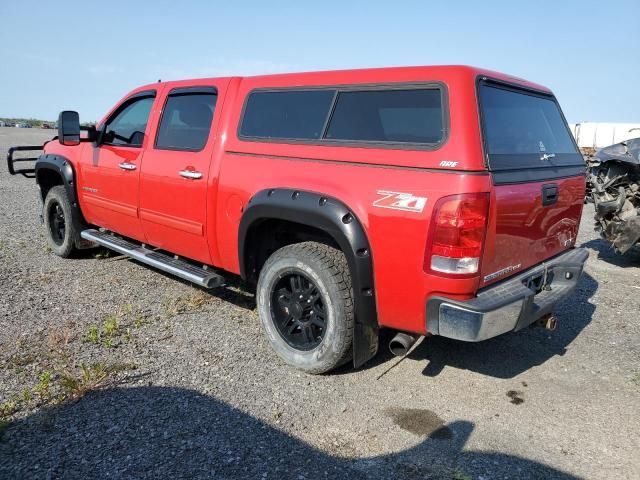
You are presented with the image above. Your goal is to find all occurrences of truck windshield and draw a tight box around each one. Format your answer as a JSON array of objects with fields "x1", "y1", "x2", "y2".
[{"x1": 479, "y1": 83, "x2": 582, "y2": 170}]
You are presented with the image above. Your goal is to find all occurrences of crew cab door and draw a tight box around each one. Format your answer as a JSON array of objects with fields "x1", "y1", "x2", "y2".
[
  {"x1": 138, "y1": 84, "x2": 222, "y2": 264},
  {"x1": 79, "y1": 91, "x2": 157, "y2": 242},
  {"x1": 477, "y1": 80, "x2": 585, "y2": 287}
]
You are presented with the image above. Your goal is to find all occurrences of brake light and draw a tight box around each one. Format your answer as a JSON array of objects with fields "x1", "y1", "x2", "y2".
[{"x1": 425, "y1": 193, "x2": 490, "y2": 275}]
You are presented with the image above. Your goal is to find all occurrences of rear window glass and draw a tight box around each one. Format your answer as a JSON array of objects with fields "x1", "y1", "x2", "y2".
[
  {"x1": 325, "y1": 89, "x2": 443, "y2": 144},
  {"x1": 156, "y1": 91, "x2": 217, "y2": 151},
  {"x1": 239, "y1": 90, "x2": 335, "y2": 140},
  {"x1": 479, "y1": 84, "x2": 581, "y2": 170}
]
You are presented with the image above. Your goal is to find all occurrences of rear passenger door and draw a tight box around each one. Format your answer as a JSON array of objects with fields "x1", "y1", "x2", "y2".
[{"x1": 138, "y1": 85, "x2": 220, "y2": 264}]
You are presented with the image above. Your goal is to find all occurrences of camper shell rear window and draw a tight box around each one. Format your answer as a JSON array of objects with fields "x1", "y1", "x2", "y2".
[{"x1": 478, "y1": 80, "x2": 583, "y2": 171}]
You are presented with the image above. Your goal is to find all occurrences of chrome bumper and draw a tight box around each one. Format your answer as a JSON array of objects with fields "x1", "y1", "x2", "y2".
[{"x1": 426, "y1": 248, "x2": 589, "y2": 342}]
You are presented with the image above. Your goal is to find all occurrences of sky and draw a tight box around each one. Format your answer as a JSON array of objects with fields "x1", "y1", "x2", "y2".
[{"x1": 1, "y1": 0, "x2": 638, "y2": 123}]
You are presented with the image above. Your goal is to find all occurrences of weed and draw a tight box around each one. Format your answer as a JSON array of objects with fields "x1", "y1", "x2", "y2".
[
  {"x1": 43, "y1": 244, "x2": 52, "y2": 254},
  {"x1": 48, "y1": 327, "x2": 76, "y2": 348},
  {"x1": 0, "y1": 400, "x2": 18, "y2": 417},
  {"x1": 133, "y1": 313, "x2": 148, "y2": 328},
  {"x1": 88, "y1": 307, "x2": 142, "y2": 348},
  {"x1": 631, "y1": 372, "x2": 640, "y2": 387},
  {"x1": 22, "y1": 388, "x2": 32, "y2": 403},
  {"x1": 163, "y1": 289, "x2": 211, "y2": 317},
  {"x1": 86, "y1": 325, "x2": 100, "y2": 344},
  {"x1": 102, "y1": 314, "x2": 119, "y2": 337},
  {"x1": 35, "y1": 371, "x2": 52, "y2": 400},
  {"x1": 60, "y1": 362, "x2": 133, "y2": 400}
]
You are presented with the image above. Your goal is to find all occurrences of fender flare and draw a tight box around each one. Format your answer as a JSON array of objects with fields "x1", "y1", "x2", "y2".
[
  {"x1": 239, "y1": 188, "x2": 379, "y2": 368},
  {"x1": 35, "y1": 154, "x2": 86, "y2": 225}
]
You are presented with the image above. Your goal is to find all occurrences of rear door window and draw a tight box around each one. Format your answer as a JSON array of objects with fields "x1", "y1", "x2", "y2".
[
  {"x1": 325, "y1": 88, "x2": 444, "y2": 144},
  {"x1": 479, "y1": 83, "x2": 582, "y2": 170},
  {"x1": 155, "y1": 88, "x2": 217, "y2": 151}
]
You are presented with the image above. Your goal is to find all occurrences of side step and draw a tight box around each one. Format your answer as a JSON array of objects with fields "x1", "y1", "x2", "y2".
[{"x1": 81, "y1": 229, "x2": 225, "y2": 289}]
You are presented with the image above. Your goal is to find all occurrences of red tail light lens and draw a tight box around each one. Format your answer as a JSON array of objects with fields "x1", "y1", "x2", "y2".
[{"x1": 425, "y1": 193, "x2": 490, "y2": 275}]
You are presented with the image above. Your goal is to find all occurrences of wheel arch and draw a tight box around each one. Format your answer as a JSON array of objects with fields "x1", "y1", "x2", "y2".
[
  {"x1": 239, "y1": 188, "x2": 379, "y2": 368},
  {"x1": 35, "y1": 154, "x2": 86, "y2": 224}
]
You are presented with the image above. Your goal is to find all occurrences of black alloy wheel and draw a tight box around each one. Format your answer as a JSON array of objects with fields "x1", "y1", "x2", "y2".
[
  {"x1": 48, "y1": 201, "x2": 66, "y2": 246},
  {"x1": 271, "y1": 271, "x2": 326, "y2": 350}
]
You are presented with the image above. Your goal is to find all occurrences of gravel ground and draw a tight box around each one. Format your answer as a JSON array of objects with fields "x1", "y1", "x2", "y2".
[{"x1": 1, "y1": 128, "x2": 639, "y2": 480}]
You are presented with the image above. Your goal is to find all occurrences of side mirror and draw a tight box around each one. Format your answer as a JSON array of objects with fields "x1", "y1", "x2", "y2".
[{"x1": 57, "y1": 111, "x2": 80, "y2": 146}]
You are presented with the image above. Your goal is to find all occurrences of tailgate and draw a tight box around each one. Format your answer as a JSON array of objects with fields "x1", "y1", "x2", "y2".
[{"x1": 477, "y1": 79, "x2": 586, "y2": 287}]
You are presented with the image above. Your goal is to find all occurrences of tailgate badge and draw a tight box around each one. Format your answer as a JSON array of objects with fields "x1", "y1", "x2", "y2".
[{"x1": 484, "y1": 263, "x2": 522, "y2": 282}]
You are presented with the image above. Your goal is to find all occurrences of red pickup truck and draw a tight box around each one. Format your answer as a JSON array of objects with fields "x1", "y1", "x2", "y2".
[{"x1": 8, "y1": 65, "x2": 588, "y2": 373}]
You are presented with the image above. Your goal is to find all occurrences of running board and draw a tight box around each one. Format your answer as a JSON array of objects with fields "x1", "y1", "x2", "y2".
[{"x1": 81, "y1": 229, "x2": 225, "y2": 289}]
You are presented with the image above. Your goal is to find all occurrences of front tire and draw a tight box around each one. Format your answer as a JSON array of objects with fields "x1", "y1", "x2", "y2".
[
  {"x1": 257, "y1": 242, "x2": 354, "y2": 374},
  {"x1": 43, "y1": 185, "x2": 80, "y2": 258}
]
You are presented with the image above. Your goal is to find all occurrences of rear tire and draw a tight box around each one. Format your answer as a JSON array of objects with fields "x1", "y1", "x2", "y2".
[
  {"x1": 257, "y1": 242, "x2": 354, "y2": 374},
  {"x1": 43, "y1": 186, "x2": 81, "y2": 258}
]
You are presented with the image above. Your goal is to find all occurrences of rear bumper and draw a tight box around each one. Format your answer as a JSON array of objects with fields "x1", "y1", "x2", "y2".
[{"x1": 426, "y1": 248, "x2": 589, "y2": 342}]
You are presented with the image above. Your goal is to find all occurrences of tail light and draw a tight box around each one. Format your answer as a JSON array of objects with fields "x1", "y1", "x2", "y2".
[{"x1": 424, "y1": 193, "x2": 490, "y2": 276}]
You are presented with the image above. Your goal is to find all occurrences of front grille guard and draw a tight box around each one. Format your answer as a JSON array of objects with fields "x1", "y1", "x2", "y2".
[{"x1": 6, "y1": 145, "x2": 44, "y2": 178}]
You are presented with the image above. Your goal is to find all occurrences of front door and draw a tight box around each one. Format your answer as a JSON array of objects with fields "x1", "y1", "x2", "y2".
[
  {"x1": 138, "y1": 85, "x2": 220, "y2": 264},
  {"x1": 79, "y1": 92, "x2": 157, "y2": 241}
]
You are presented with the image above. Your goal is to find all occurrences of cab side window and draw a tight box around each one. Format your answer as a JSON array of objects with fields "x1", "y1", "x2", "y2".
[
  {"x1": 155, "y1": 88, "x2": 217, "y2": 151},
  {"x1": 102, "y1": 95, "x2": 155, "y2": 147}
]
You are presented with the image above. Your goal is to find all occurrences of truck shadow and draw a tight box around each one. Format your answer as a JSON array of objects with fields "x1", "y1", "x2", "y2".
[
  {"x1": 581, "y1": 238, "x2": 640, "y2": 268},
  {"x1": 408, "y1": 272, "x2": 598, "y2": 379},
  {"x1": 0, "y1": 386, "x2": 579, "y2": 479}
]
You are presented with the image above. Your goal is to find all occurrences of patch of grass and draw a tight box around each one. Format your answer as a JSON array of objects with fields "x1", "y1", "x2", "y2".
[
  {"x1": 60, "y1": 362, "x2": 135, "y2": 400},
  {"x1": 163, "y1": 289, "x2": 211, "y2": 317},
  {"x1": 35, "y1": 371, "x2": 53, "y2": 401},
  {"x1": 86, "y1": 325, "x2": 100, "y2": 344},
  {"x1": 102, "y1": 314, "x2": 119, "y2": 337},
  {"x1": 0, "y1": 400, "x2": 18, "y2": 417},
  {"x1": 43, "y1": 244, "x2": 53, "y2": 254},
  {"x1": 133, "y1": 313, "x2": 148, "y2": 328},
  {"x1": 22, "y1": 388, "x2": 33, "y2": 403},
  {"x1": 86, "y1": 305, "x2": 149, "y2": 348},
  {"x1": 630, "y1": 372, "x2": 640, "y2": 387}
]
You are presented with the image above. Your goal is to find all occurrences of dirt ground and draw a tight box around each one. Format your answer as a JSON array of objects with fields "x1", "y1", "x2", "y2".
[{"x1": 1, "y1": 128, "x2": 639, "y2": 479}]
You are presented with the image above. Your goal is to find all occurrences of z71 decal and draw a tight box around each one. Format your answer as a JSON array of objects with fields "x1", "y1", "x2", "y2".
[{"x1": 373, "y1": 191, "x2": 428, "y2": 213}]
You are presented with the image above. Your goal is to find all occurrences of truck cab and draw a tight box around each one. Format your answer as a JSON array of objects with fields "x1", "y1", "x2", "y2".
[{"x1": 8, "y1": 65, "x2": 588, "y2": 374}]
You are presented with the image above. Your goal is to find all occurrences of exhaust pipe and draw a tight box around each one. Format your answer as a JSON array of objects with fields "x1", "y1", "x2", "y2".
[
  {"x1": 535, "y1": 314, "x2": 557, "y2": 331},
  {"x1": 389, "y1": 332, "x2": 420, "y2": 357}
]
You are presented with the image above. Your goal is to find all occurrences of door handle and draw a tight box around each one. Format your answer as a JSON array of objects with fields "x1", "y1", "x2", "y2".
[
  {"x1": 119, "y1": 162, "x2": 137, "y2": 171},
  {"x1": 542, "y1": 184, "x2": 559, "y2": 206},
  {"x1": 179, "y1": 169, "x2": 203, "y2": 180}
]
